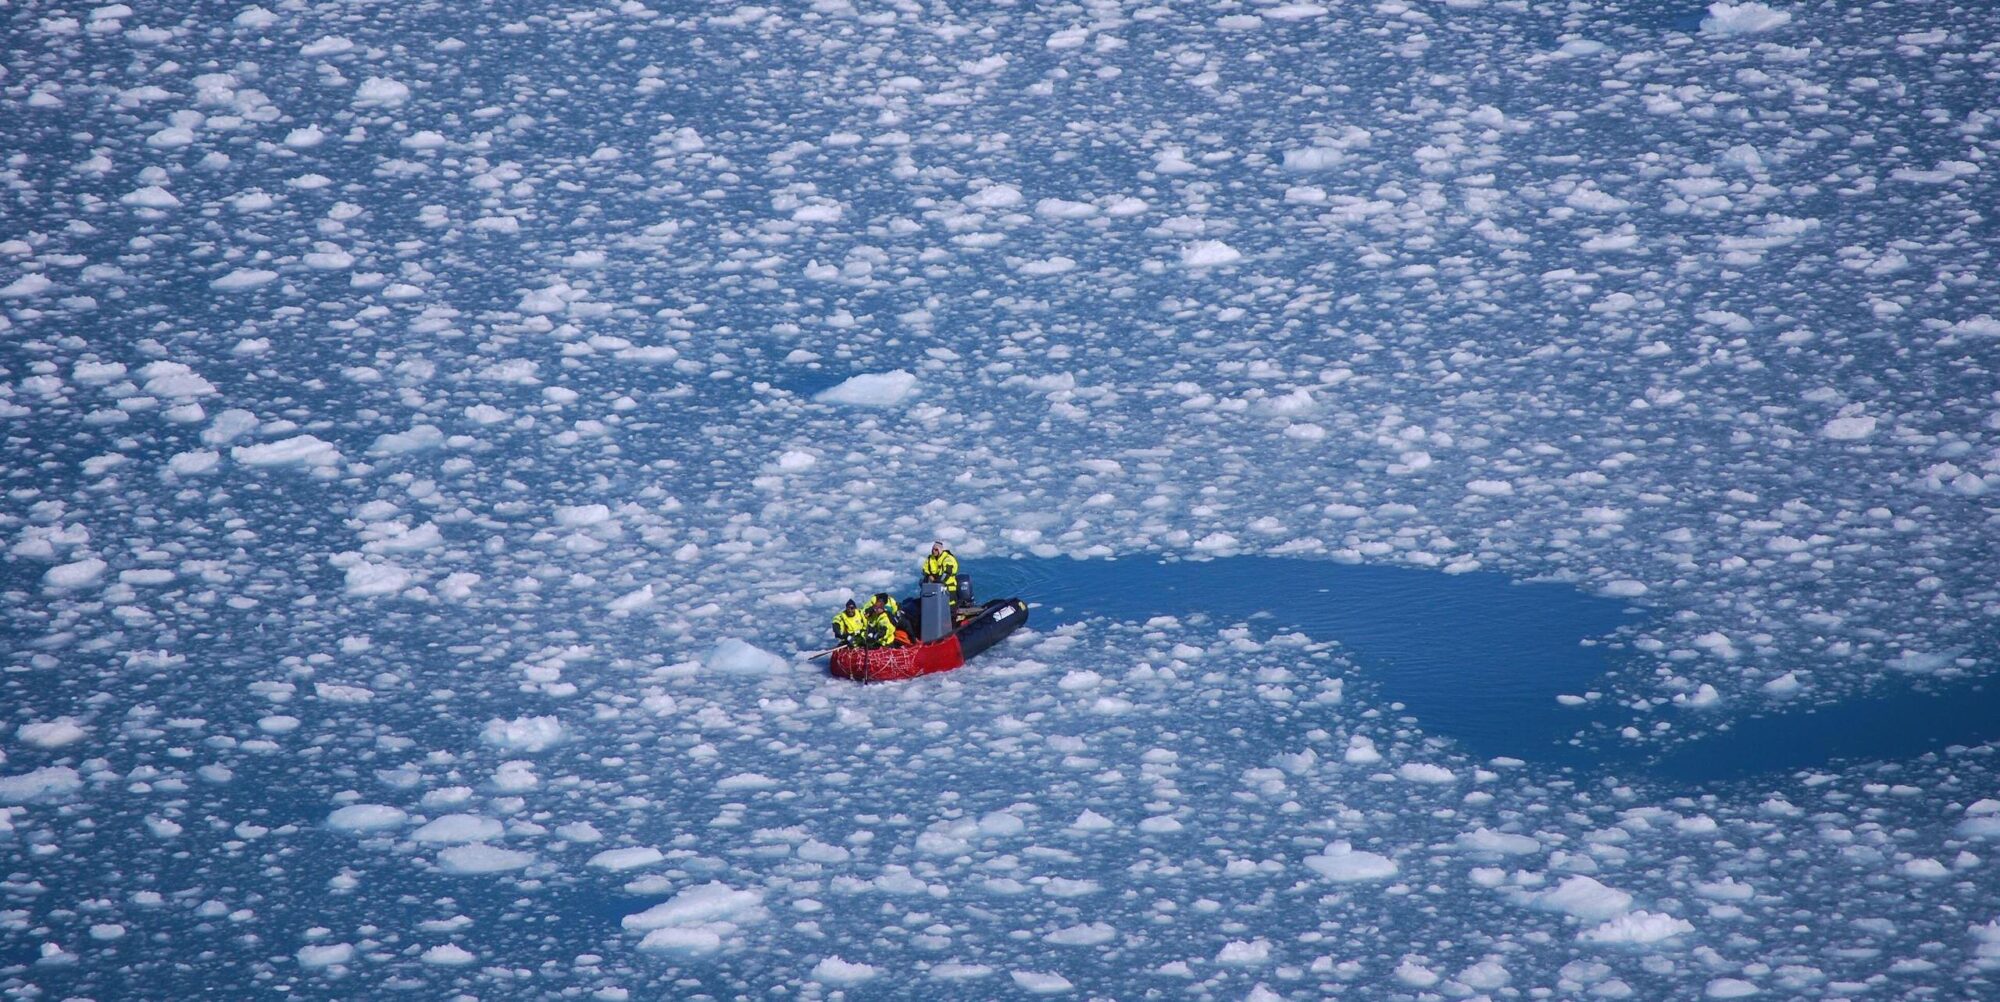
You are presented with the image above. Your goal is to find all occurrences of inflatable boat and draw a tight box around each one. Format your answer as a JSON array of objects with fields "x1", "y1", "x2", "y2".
[{"x1": 830, "y1": 592, "x2": 1029, "y2": 683}]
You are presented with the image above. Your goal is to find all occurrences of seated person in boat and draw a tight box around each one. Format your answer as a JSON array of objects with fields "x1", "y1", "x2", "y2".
[
  {"x1": 862, "y1": 598, "x2": 903, "y2": 648},
  {"x1": 870, "y1": 591, "x2": 901, "y2": 624},
  {"x1": 831, "y1": 599, "x2": 865, "y2": 647}
]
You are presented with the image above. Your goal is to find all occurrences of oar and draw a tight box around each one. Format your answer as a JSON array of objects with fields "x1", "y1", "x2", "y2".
[{"x1": 798, "y1": 645, "x2": 843, "y2": 662}]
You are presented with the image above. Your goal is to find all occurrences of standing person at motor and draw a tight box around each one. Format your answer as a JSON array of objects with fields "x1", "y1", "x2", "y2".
[
  {"x1": 921, "y1": 541, "x2": 960, "y2": 600},
  {"x1": 862, "y1": 599, "x2": 900, "y2": 648},
  {"x1": 831, "y1": 599, "x2": 865, "y2": 647}
]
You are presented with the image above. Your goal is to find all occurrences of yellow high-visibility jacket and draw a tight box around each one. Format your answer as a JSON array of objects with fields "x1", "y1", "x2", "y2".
[
  {"x1": 831, "y1": 608, "x2": 865, "y2": 643},
  {"x1": 922, "y1": 550, "x2": 959, "y2": 592},
  {"x1": 862, "y1": 609, "x2": 898, "y2": 648}
]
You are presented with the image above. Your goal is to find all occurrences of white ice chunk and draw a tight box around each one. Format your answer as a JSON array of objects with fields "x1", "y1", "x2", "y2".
[
  {"x1": 1821, "y1": 415, "x2": 1876, "y2": 440},
  {"x1": 623, "y1": 882, "x2": 766, "y2": 933},
  {"x1": 589, "y1": 847, "x2": 666, "y2": 872},
  {"x1": 1263, "y1": 3, "x2": 1328, "y2": 19},
  {"x1": 1010, "y1": 971, "x2": 1075, "y2": 994},
  {"x1": 234, "y1": 435, "x2": 340, "y2": 468},
  {"x1": 314, "y1": 683, "x2": 373, "y2": 703},
  {"x1": 0, "y1": 766, "x2": 83, "y2": 803},
  {"x1": 964, "y1": 184, "x2": 1023, "y2": 209},
  {"x1": 354, "y1": 77, "x2": 410, "y2": 107},
  {"x1": 491, "y1": 760, "x2": 538, "y2": 792},
  {"x1": 122, "y1": 186, "x2": 181, "y2": 209},
  {"x1": 811, "y1": 957, "x2": 878, "y2": 985},
  {"x1": 609, "y1": 584, "x2": 655, "y2": 613},
  {"x1": 1399, "y1": 763, "x2": 1455, "y2": 784},
  {"x1": 168, "y1": 450, "x2": 221, "y2": 476},
  {"x1": 815, "y1": 370, "x2": 917, "y2": 407},
  {"x1": 421, "y1": 944, "x2": 475, "y2": 966},
  {"x1": 1579, "y1": 910, "x2": 1694, "y2": 944},
  {"x1": 258, "y1": 715, "x2": 300, "y2": 734},
  {"x1": 204, "y1": 408, "x2": 261, "y2": 445},
  {"x1": 554, "y1": 503, "x2": 612, "y2": 527},
  {"x1": 140, "y1": 361, "x2": 216, "y2": 399},
  {"x1": 1181, "y1": 240, "x2": 1243, "y2": 268},
  {"x1": 1282, "y1": 147, "x2": 1344, "y2": 172},
  {"x1": 368, "y1": 424, "x2": 444, "y2": 456},
  {"x1": 233, "y1": 6, "x2": 278, "y2": 29},
  {"x1": 43, "y1": 558, "x2": 107, "y2": 591},
  {"x1": 413, "y1": 814, "x2": 504, "y2": 844},
  {"x1": 1528, "y1": 876, "x2": 1634, "y2": 921},
  {"x1": 16, "y1": 719, "x2": 89, "y2": 748},
  {"x1": 210, "y1": 268, "x2": 278, "y2": 291},
  {"x1": 705, "y1": 638, "x2": 787, "y2": 676},
  {"x1": 1035, "y1": 198, "x2": 1098, "y2": 219},
  {"x1": 326, "y1": 804, "x2": 409, "y2": 832},
  {"x1": 482, "y1": 716, "x2": 564, "y2": 753},
  {"x1": 343, "y1": 560, "x2": 409, "y2": 597},
  {"x1": 1017, "y1": 256, "x2": 1077, "y2": 276},
  {"x1": 1, "y1": 274, "x2": 53, "y2": 298},
  {"x1": 1700, "y1": 2, "x2": 1792, "y2": 37},
  {"x1": 1305, "y1": 841, "x2": 1399, "y2": 881},
  {"x1": 1760, "y1": 672, "x2": 1801, "y2": 695},
  {"x1": 301, "y1": 36, "x2": 354, "y2": 56},
  {"x1": 1457, "y1": 828, "x2": 1542, "y2": 855},
  {"x1": 296, "y1": 943, "x2": 354, "y2": 969},
  {"x1": 437, "y1": 844, "x2": 535, "y2": 874},
  {"x1": 1888, "y1": 651, "x2": 1950, "y2": 674}
]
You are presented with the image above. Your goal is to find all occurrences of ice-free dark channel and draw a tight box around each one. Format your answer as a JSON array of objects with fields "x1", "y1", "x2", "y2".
[{"x1": 977, "y1": 556, "x2": 2000, "y2": 783}]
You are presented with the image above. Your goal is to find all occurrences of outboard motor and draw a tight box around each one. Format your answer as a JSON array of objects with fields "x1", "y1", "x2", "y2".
[
  {"x1": 917, "y1": 581, "x2": 952, "y2": 642},
  {"x1": 955, "y1": 575, "x2": 974, "y2": 607}
]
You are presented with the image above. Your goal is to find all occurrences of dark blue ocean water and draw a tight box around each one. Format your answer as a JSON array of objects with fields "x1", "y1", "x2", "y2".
[{"x1": 976, "y1": 556, "x2": 2000, "y2": 784}]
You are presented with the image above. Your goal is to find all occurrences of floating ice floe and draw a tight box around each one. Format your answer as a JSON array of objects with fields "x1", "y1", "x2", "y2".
[
  {"x1": 623, "y1": 882, "x2": 768, "y2": 954},
  {"x1": 704, "y1": 639, "x2": 788, "y2": 676},
  {"x1": 814, "y1": 370, "x2": 918, "y2": 407},
  {"x1": 1303, "y1": 841, "x2": 1398, "y2": 882},
  {"x1": 1701, "y1": 2, "x2": 1792, "y2": 37}
]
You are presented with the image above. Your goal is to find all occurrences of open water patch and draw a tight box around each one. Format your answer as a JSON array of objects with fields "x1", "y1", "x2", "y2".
[
  {"x1": 977, "y1": 556, "x2": 2000, "y2": 783},
  {"x1": 1647, "y1": 674, "x2": 2000, "y2": 782},
  {"x1": 978, "y1": 556, "x2": 1639, "y2": 771}
]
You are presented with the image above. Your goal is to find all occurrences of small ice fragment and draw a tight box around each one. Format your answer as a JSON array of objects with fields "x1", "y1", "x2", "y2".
[
  {"x1": 811, "y1": 957, "x2": 878, "y2": 985},
  {"x1": 437, "y1": 844, "x2": 535, "y2": 874},
  {"x1": 704, "y1": 639, "x2": 787, "y2": 675},
  {"x1": 326, "y1": 804, "x2": 408, "y2": 832},
  {"x1": 814, "y1": 370, "x2": 917, "y2": 407},
  {"x1": 1181, "y1": 240, "x2": 1242, "y2": 268},
  {"x1": 1304, "y1": 841, "x2": 1398, "y2": 881},
  {"x1": 422, "y1": 944, "x2": 475, "y2": 966},
  {"x1": 481, "y1": 716, "x2": 564, "y2": 753},
  {"x1": 588, "y1": 847, "x2": 666, "y2": 872}
]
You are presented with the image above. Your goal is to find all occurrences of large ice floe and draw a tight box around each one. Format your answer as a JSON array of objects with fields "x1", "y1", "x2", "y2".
[{"x1": 2, "y1": 0, "x2": 1997, "y2": 999}]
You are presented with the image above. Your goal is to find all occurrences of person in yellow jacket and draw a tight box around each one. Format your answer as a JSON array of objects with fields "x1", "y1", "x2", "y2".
[
  {"x1": 870, "y1": 592, "x2": 901, "y2": 622},
  {"x1": 922, "y1": 541, "x2": 959, "y2": 598},
  {"x1": 831, "y1": 600, "x2": 866, "y2": 646},
  {"x1": 862, "y1": 599, "x2": 899, "y2": 648}
]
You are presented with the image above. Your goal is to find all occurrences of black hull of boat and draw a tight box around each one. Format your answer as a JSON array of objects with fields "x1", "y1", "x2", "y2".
[{"x1": 956, "y1": 598, "x2": 1028, "y2": 660}]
